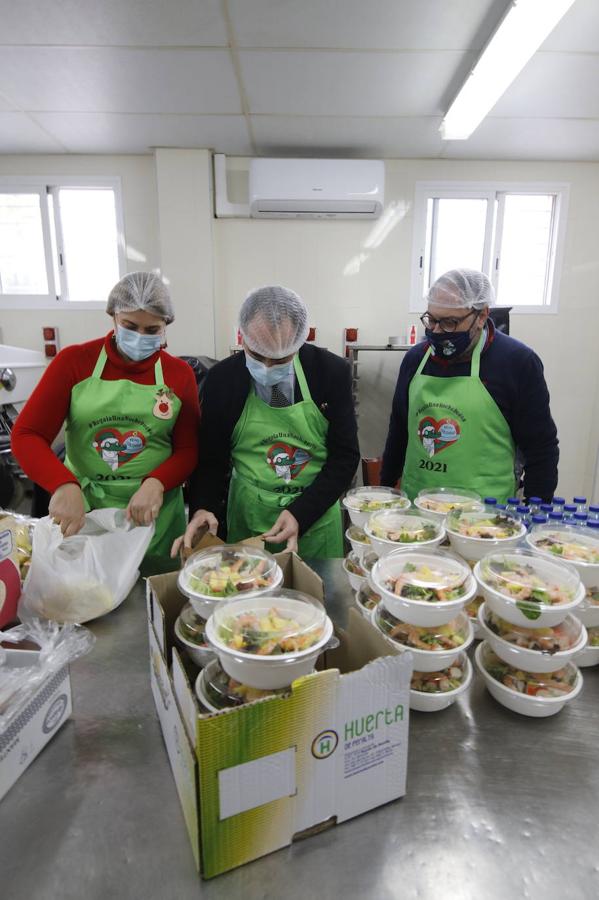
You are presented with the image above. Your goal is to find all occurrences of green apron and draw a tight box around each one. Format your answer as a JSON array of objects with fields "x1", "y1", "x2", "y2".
[
  {"x1": 64, "y1": 346, "x2": 186, "y2": 576},
  {"x1": 402, "y1": 330, "x2": 517, "y2": 503},
  {"x1": 227, "y1": 355, "x2": 343, "y2": 558}
]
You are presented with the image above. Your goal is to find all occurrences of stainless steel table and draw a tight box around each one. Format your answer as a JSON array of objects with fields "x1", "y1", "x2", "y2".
[{"x1": 2, "y1": 561, "x2": 598, "y2": 900}]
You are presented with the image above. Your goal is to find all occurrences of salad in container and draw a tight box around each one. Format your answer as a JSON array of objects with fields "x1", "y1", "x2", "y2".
[
  {"x1": 573, "y1": 625, "x2": 599, "y2": 668},
  {"x1": 475, "y1": 642, "x2": 583, "y2": 717},
  {"x1": 174, "y1": 603, "x2": 215, "y2": 668},
  {"x1": 345, "y1": 525, "x2": 372, "y2": 562},
  {"x1": 343, "y1": 552, "x2": 367, "y2": 591},
  {"x1": 195, "y1": 659, "x2": 287, "y2": 712},
  {"x1": 526, "y1": 524, "x2": 599, "y2": 593},
  {"x1": 177, "y1": 545, "x2": 283, "y2": 618},
  {"x1": 414, "y1": 487, "x2": 483, "y2": 522},
  {"x1": 205, "y1": 589, "x2": 333, "y2": 690},
  {"x1": 465, "y1": 594, "x2": 485, "y2": 639},
  {"x1": 354, "y1": 584, "x2": 381, "y2": 619},
  {"x1": 446, "y1": 508, "x2": 525, "y2": 561},
  {"x1": 365, "y1": 510, "x2": 445, "y2": 557},
  {"x1": 370, "y1": 549, "x2": 475, "y2": 626},
  {"x1": 574, "y1": 587, "x2": 599, "y2": 629},
  {"x1": 373, "y1": 605, "x2": 473, "y2": 671},
  {"x1": 342, "y1": 487, "x2": 410, "y2": 527},
  {"x1": 474, "y1": 550, "x2": 583, "y2": 628},
  {"x1": 477, "y1": 604, "x2": 587, "y2": 673},
  {"x1": 409, "y1": 653, "x2": 472, "y2": 712}
]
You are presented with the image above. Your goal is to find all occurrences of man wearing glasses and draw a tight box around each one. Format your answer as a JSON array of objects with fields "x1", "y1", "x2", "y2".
[{"x1": 380, "y1": 268, "x2": 558, "y2": 503}]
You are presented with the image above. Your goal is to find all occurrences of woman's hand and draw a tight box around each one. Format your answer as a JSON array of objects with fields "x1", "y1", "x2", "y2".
[
  {"x1": 262, "y1": 510, "x2": 299, "y2": 552},
  {"x1": 48, "y1": 483, "x2": 86, "y2": 537},
  {"x1": 170, "y1": 509, "x2": 219, "y2": 557},
  {"x1": 126, "y1": 477, "x2": 164, "y2": 526}
]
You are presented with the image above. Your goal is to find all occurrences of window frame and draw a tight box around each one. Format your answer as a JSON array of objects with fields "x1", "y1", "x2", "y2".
[
  {"x1": 409, "y1": 180, "x2": 570, "y2": 315},
  {"x1": 0, "y1": 175, "x2": 126, "y2": 310}
]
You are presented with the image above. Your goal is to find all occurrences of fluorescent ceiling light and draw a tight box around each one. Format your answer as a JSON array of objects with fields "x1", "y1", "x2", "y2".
[{"x1": 441, "y1": 0, "x2": 576, "y2": 140}]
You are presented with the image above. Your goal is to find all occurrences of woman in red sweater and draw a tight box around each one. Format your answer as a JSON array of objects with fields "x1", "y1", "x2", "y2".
[{"x1": 11, "y1": 272, "x2": 200, "y2": 575}]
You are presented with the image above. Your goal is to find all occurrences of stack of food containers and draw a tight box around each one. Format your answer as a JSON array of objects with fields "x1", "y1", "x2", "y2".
[
  {"x1": 474, "y1": 549, "x2": 586, "y2": 716},
  {"x1": 525, "y1": 523, "x2": 599, "y2": 668},
  {"x1": 369, "y1": 547, "x2": 477, "y2": 711}
]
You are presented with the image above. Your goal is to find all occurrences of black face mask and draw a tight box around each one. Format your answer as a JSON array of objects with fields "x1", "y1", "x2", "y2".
[{"x1": 425, "y1": 328, "x2": 474, "y2": 359}]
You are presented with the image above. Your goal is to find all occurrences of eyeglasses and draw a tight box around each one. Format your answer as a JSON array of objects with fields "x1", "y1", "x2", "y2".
[{"x1": 419, "y1": 309, "x2": 479, "y2": 334}]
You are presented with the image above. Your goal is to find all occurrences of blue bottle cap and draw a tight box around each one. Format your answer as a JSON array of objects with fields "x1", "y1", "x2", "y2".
[
  {"x1": 540, "y1": 504, "x2": 553, "y2": 513},
  {"x1": 496, "y1": 504, "x2": 507, "y2": 510},
  {"x1": 528, "y1": 497, "x2": 542, "y2": 504},
  {"x1": 564, "y1": 505, "x2": 577, "y2": 513},
  {"x1": 552, "y1": 497, "x2": 565, "y2": 505},
  {"x1": 573, "y1": 497, "x2": 587, "y2": 504},
  {"x1": 574, "y1": 513, "x2": 588, "y2": 521},
  {"x1": 531, "y1": 515, "x2": 547, "y2": 524},
  {"x1": 589, "y1": 506, "x2": 599, "y2": 514},
  {"x1": 484, "y1": 497, "x2": 497, "y2": 505},
  {"x1": 517, "y1": 505, "x2": 530, "y2": 514},
  {"x1": 588, "y1": 521, "x2": 599, "y2": 529},
  {"x1": 507, "y1": 498, "x2": 519, "y2": 505},
  {"x1": 549, "y1": 512, "x2": 563, "y2": 520}
]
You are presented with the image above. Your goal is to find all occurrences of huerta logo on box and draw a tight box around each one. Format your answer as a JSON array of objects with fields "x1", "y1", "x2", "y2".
[
  {"x1": 344, "y1": 705, "x2": 404, "y2": 742},
  {"x1": 311, "y1": 730, "x2": 338, "y2": 759}
]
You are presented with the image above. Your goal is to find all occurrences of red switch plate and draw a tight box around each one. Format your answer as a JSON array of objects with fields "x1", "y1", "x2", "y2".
[
  {"x1": 345, "y1": 328, "x2": 358, "y2": 343},
  {"x1": 43, "y1": 327, "x2": 56, "y2": 341},
  {"x1": 44, "y1": 343, "x2": 58, "y2": 358}
]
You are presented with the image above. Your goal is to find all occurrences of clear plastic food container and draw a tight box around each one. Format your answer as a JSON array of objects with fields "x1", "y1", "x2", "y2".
[
  {"x1": 446, "y1": 508, "x2": 526, "y2": 561},
  {"x1": 574, "y1": 625, "x2": 599, "y2": 668},
  {"x1": 373, "y1": 604, "x2": 473, "y2": 671},
  {"x1": 343, "y1": 552, "x2": 367, "y2": 591},
  {"x1": 345, "y1": 525, "x2": 372, "y2": 562},
  {"x1": 195, "y1": 659, "x2": 287, "y2": 712},
  {"x1": 526, "y1": 524, "x2": 599, "y2": 590},
  {"x1": 475, "y1": 641, "x2": 582, "y2": 717},
  {"x1": 205, "y1": 589, "x2": 333, "y2": 690},
  {"x1": 364, "y1": 510, "x2": 445, "y2": 557},
  {"x1": 474, "y1": 549, "x2": 583, "y2": 628},
  {"x1": 177, "y1": 545, "x2": 283, "y2": 617},
  {"x1": 413, "y1": 487, "x2": 483, "y2": 522},
  {"x1": 342, "y1": 487, "x2": 410, "y2": 527},
  {"x1": 174, "y1": 603, "x2": 215, "y2": 668},
  {"x1": 371, "y1": 548, "x2": 475, "y2": 626},
  {"x1": 354, "y1": 584, "x2": 381, "y2": 618}
]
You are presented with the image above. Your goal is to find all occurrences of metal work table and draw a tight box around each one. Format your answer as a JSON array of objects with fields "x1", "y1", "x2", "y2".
[{"x1": 2, "y1": 560, "x2": 598, "y2": 900}]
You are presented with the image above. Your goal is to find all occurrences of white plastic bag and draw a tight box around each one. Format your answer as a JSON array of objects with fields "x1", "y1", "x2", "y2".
[{"x1": 19, "y1": 508, "x2": 154, "y2": 623}]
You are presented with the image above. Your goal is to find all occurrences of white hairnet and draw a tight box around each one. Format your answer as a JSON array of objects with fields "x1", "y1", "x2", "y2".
[
  {"x1": 427, "y1": 269, "x2": 495, "y2": 310},
  {"x1": 240, "y1": 285, "x2": 309, "y2": 358},
  {"x1": 106, "y1": 272, "x2": 174, "y2": 323}
]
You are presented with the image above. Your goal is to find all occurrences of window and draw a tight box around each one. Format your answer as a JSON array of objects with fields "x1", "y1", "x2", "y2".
[
  {"x1": 0, "y1": 177, "x2": 125, "y2": 308},
  {"x1": 410, "y1": 181, "x2": 569, "y2": 314}
]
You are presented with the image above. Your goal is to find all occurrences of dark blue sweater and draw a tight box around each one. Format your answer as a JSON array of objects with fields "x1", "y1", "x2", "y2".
[{"x1": 380, "y1": 324, "x2": 559, "y2": 501}]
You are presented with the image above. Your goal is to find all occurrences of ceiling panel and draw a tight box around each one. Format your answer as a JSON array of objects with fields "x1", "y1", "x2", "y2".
[
  {"x1": 0, "y1": 47, "x2": 241, "y2": 114},
  {"x1": 229, "y1": 0, "x2": 506, "y2": 50},
  {"x1": 0, "y1": 0, "x2": 227, "y2": 46},
  {"x1": 442, "y1": 116, "x2": 599, "y2": 161},
  {"x1": 0, "y1": 112, "x2": 65, "y2": 152},
  {"x1": 491, "y1": 53, "x2": 599, "y2": 119},
  {"x1": 541, "y1": 0, "x2": 599, "y2": 53},
  {"x1": 252, "y1": 115, "x2": 444, "y2": 158},
  {"x1": 32, "y1": 112, "x2": 253, "y2": 154},
  {"x1": 240, "y1": 50, "x2": 474, "y2": 116}
]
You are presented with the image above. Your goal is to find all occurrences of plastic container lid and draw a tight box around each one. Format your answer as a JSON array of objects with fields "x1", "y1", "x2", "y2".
[
  {"x1": 179, "y1": 545, "x2": 281, "y2": 601},
  {"x1": 367, "y1": 510, "x2": 443, "y2": 544},
  {"x1": 374, "y1": 604, "x2": 469, "y2": 651},
  {"x1": 210, "y1": 589, "x2": 327, "y2": 658},
  {"x1": 373, "y1": 549, "x2": 470, "y2": 603},
  {"x1": 177, "y1": 603, "x2": 209, "y2": 647},
  {"x1": 446, "y1": 508, "x2": 523, "y2": 540},
  {"x1": 346, "y1": 525, "x2": 371, "y2": 544},
  {"x1": 527, "y1": 524, "x2": 599, "y2": 566},
  {"x1": 478, "y1": 549, "x2": 581, "y2": 608},
  {"x1": 411, "y1": 657, "x2": 467, "y2": 693},
  {"x1": 414, "y1": 487, "x2": 482, "y2": 515},
  {"x1": 356, "y1": 584, "x2": 381, "y2": 612},
  {"x1": 483, "y1": 607, "x2": 583, "y2": 653},
  {"x1": 202, "y1": 660, "x2": 286, "y2": 709},
  {"x1": 343, "y1": 486, "x2": 410, "y2": 513},
  {"x1": 479, "y1": 643, "x2": 579, "y2": 697}
]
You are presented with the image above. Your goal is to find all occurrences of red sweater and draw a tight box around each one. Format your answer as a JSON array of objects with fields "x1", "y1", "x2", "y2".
[{"x1": 11, "y1": 333, "x2": 200, "y2": 494}]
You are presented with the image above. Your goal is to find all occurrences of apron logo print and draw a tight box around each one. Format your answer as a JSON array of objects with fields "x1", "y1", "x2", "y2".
[
  {"x1": 417, "y1": 416, "x2": 460, "y2": 458},
  {"x1": 93, "y1": 428, "x2": 146, "y2": 471},
  {"x1": 266, "y1": 442, "x2": 311, "y2": 483},
  {"x1": 153, "y1": 388, "x2": 175, "y2": 420}
]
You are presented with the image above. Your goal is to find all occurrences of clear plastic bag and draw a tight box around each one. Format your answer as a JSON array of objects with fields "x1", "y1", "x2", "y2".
[
  {"x1": 19, "y1": 508, "x2": 154, "y2": 623},
  {"x1": 0, "y1": 619, "x2": 94, "y2": 731}
]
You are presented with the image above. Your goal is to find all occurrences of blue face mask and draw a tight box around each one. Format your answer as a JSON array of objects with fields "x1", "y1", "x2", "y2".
[
  {"x1": 244, "y1": 352, "x2": 294, "y2": 387},
  {"x1": 116, "y1": 325, "x2": 163, "y2": 361},
  {"x1": 425, "y1": 328, "x2": 473, "y2": 360}
]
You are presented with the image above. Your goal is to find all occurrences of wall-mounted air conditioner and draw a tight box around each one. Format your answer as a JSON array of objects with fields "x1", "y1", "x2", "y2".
[{"x1": 249, "y1": 158, "x2": 384, "y2": 219}]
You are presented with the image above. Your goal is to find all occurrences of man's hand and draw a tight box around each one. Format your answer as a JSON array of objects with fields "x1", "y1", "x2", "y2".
[
  {"x1": 261, "y1": 510, "x2": 299, "y2": 552},
  {"x1": 126, "y1": 477, "x2": 164, "y2": 527},
  {"x1": 48, "y1": 483, "x2": 86, "y2": 537},
  {"x1": 170, "y1": 509, "x2": 219, "y2": 557}
]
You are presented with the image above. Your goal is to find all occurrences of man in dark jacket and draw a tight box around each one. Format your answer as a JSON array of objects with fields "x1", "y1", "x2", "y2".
[{"x1": 176, "y1": 286, "x2": 360, "y2": 557}]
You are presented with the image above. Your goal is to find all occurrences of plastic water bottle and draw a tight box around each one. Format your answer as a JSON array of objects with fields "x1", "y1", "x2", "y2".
[
  {"x1": 531, "y1": 514, "x2": 548, "y2": 528},
  {"x1": 574, "y1": 513, "x2": 588, "y2": 525},
  {"x1": 588, "y1": 505, "x2": 599, "y2": 522},
  {"x1": 549, "y1": 511, "x2": 563, "y2": 521},
  {"x1": 484, "y1": 497, "x2": 497, "y2": 507},
  {"x1": 506, "y1": 497, "x2": 519, "y2": 514},
  {"x1": 573, "y1": 496, "x2": 588, "y2": 514},
  {"x1": 563, "y1": 504, "x2": 576, "y2": 522},
  {"x1": 552, "y1": 496, "x2": 565, "y2": 509},
  {"x1": 517, "y1": 505, "x2": 531, "y2": 528},
  {"x1": 528, "y1": 497, "x2": 542, "y2": 515}
]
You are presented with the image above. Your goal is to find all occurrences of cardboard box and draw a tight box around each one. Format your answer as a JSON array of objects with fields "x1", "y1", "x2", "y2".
[
  {"x1": 0, "y1": 649, "x2": 72, "y2": 801},
  {"x1": 147, "y1": 547, "x2": 412, "y2": 879}
]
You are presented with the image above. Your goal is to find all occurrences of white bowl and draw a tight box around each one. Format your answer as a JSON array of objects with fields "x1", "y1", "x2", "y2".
[
  {"x1": 475, "y1": 642, "x2": 583, "y2": 718},
  {"x1": 205, "y1": 593, "x2": 333, "y2": 690},
  {"x1": 413, "y1": 488, "x2": 483, "y2": 524},
  {"x1": 371, "y1": 549, "x2": 476, "y2": 626},
  {"x1": 525, "y1": 524, "x2": 599, "y2": 591},
  {"x1": 372, "y1": 607, "x2": 474, "y2": 672},
  {"x1": 574, "y1": 642, "x2": 599, "y2": 668},
  {"x1": 342, "y1": 487, "x2": 411, "y2": 528},
  {"x1": 343, "y1": 553, "x2": 367, "y2": 592},
  {"x1": 474, "y1": 551, "x2": 583, "y2": 629},
  {"x1": 345, "y1": 525, "x2": 373, "y2": 563},
  {"x1": 477, "y1": 604, "x2": 587, "y2": 674},
  {"x1": 572, "y1": 590, "x2": 599, "y2": 628},
  {"x1": 354, "y1": 585, "x2": 381, "y2": 620},
  {"x1": 446, "y1": 512, "x2": 526, "y2": 562},
  {"x1": 364, "y1": 510, "x2": 445, "y2": 558},
  {"x1": 174, "y1": 617, "x2": 216, "y2": 668},
  {"x1": 409, "y1": 654, "x2": 472, "y2": 712}
]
